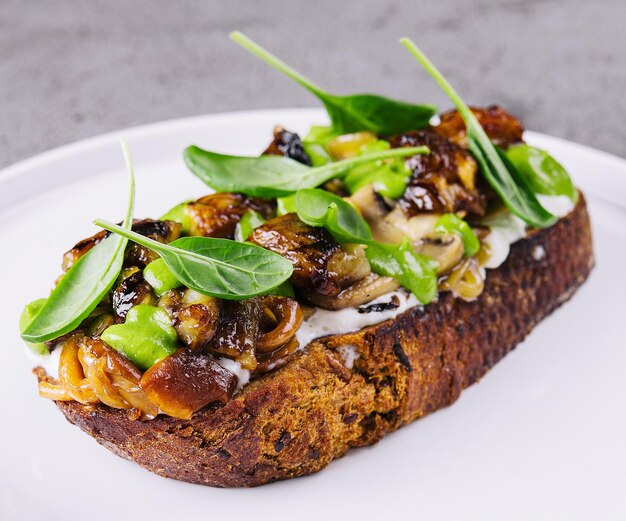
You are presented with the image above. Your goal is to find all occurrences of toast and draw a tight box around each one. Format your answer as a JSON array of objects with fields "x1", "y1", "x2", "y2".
[{"x1": 55, "y1": 194, "x2": 593, "y2": 487}]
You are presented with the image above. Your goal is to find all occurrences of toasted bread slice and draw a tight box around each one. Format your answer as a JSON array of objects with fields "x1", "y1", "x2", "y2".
[{"x1": 55, "y1": 195, "x2": 594, "y2": 487}]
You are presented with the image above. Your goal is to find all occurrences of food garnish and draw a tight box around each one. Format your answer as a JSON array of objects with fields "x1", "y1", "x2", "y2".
[
  {"x1": 93, "y1": 221, "x2": 294, "y2": 300},
  {"x1": 183, "y1": 144, "x2": 428, "y2": 198},
  {"x1": 506, "y1": 144, "x2": 578, "y2": 202},
  {"x1": 400, "y1": 37, "x2": 557, "y2": 228},
  {"x1": 230, "y1": 31, "x2": 437, "y2": 134},
  {"x1": 21, "y1": 141, "x2": 136, "y2": 343}
]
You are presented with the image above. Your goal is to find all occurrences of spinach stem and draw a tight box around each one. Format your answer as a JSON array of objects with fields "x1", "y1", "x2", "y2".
[
  {"x1": 302, "y1": 145, "x2": 429, "y2": 182},
  {"x1": 400, "y1": 38, "x2": 472, "y2": 122},
  {"x1": 230, "y1": 31, "x2": 325, "y2": 97},
  {"x1": 120, "y1": 139, "x2": 136, "y2": 228}
]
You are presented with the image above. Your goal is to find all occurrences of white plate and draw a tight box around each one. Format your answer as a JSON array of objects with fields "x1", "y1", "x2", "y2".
[{"x1": 1, "y1": 109, "x2": 625, "y2": 521}]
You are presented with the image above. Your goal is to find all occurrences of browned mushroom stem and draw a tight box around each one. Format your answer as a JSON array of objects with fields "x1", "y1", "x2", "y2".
[
  {"x1": 40, "y1": 336, "x2": 158, "y2": 419},
  {"x1": 139, "y1": 349, "x2": 238, "y2": 419},
  {"x1": 304, "y1": 273, "x2": 400, "y2": 310}
]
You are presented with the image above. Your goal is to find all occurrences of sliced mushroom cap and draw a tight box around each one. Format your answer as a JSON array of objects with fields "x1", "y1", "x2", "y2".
[
  {"x1": 434, "y1": 105, "x2": 524, "y2": 150},
  {"x1": 414, "y1": 233, "x2": 464, "y2": 275},
  {"x1": 385, "y1": 208, "x2": 439, "y2": 242},
  {"x1": 139, "y1": 349, "x2": 238, "y2": 419},
  {"x1": 349, "y1": 185, "x2": 405, "y2": 244},
  {"x1": 304, "y1": 273, "x2": 400, "y2": 310},
  {"x1": 187, "y1": 193, "x2": 275, "y2": 239},
  {"x1": 326, "y1": 243, "x2": 371, "y2": 290},
  {"x1": 249, "y1": 213, "x2": 370, "y2": 298}
]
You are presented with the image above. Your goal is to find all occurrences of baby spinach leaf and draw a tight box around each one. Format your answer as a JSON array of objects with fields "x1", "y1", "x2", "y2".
[
  {"x1": 93, "y1": 220, "x2": 293, "y2": 300},
  {"x1": 265, "y1": 280, "x2": 296, "y2": 298},
  {"x1": 435, "y1": 214, "x2": 480, "y2": 256},
  {"x1": 21, "y1": 141, "x2": 136, "y2": 343},
  {"x1": 294, "y1": 189, "x2": 372, "y2": 243},
  {"x1": 505, "y1": 144, "x2": 578, "y2": 202},
  {"x1": 400, "y1": 38, "x2": 557, "y2": 229},
  {"x1": 19, "y1": 299, "x2": 50, "y2": 354},
  {"x1": 184, "y1": 144, "x2": 428, "y2": 198},
  {"x1": 366, "y1": 238, "x2": 439, "y2": 305},
  {"x1": 230, "y1": 31, "x2": 437, "y2": 135}
]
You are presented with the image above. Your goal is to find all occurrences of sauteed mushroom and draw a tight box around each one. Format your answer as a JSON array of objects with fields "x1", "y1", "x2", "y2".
[
  {"x1": 249, "y1": 213, "x2": 370, "y2": 300},
  {"x1": 140, "y1": 349, "x2": 238, "y2": 419}
]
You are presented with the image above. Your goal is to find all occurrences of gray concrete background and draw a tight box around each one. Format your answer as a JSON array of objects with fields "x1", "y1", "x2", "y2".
[{"x1": 1, "y1": 0, "x2": 624, "y2": 168}]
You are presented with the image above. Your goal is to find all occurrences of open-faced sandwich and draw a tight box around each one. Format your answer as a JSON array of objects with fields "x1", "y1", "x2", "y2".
[{"x1": 20, "y1": 34, "x2": 594, "y2": 487}]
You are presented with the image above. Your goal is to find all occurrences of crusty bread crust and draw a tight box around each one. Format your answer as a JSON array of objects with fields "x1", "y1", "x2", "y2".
[{"x1": 56, "y1": 196, "x2": 594, "y2": 487}]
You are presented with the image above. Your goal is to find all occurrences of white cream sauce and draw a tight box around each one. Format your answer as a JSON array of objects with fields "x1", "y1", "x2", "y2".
[
  {"x1": 480, "y1": 195, "x2": 574, "y2": 269},
  {"x1": 295, "y1": 290, "x2": 419, "y2": 347},
  {"x1": 481, "y1": 212, "x2": 528, "y2": 269},
  {"x1": 216, "y1": 357, "x2": 250, "y2": 389},
  {"x1": 26, "y1": 345, "x2": 61, "y2": 380}
]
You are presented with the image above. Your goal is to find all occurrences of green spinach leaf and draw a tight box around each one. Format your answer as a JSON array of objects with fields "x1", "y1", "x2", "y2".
[
  {"x1": 230, "y1": 31, "x2": 437, "y2": 134},
  {"x1": 506, "y1": 144, "x2": 578, "y2": 202},
  {"x1": 184, "y1": 145, "x2": 428, "y2": 198},
  {"x1": 435, "y1": 214, "x2": 480, "y2": 256},
  {"x1": 400, "y1": 38, "x2": 557, "y2": 228},
  {"x1": 93, "y1": 221, "x2": 293, "y2": 300},
  {"x1": 366, "y1": 239, "x2": 439, "y2": 305},
  {"x1": 294, "y1": 189, "x2": 372, "y2": 243},
  {"x1": 21, "y1": 141, "x2": 136, "y2": 343}
]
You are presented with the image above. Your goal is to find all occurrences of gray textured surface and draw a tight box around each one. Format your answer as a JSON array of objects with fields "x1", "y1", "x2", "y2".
[{"x1": 1, "y1": 0, "x2": 624, "y2": 168}]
